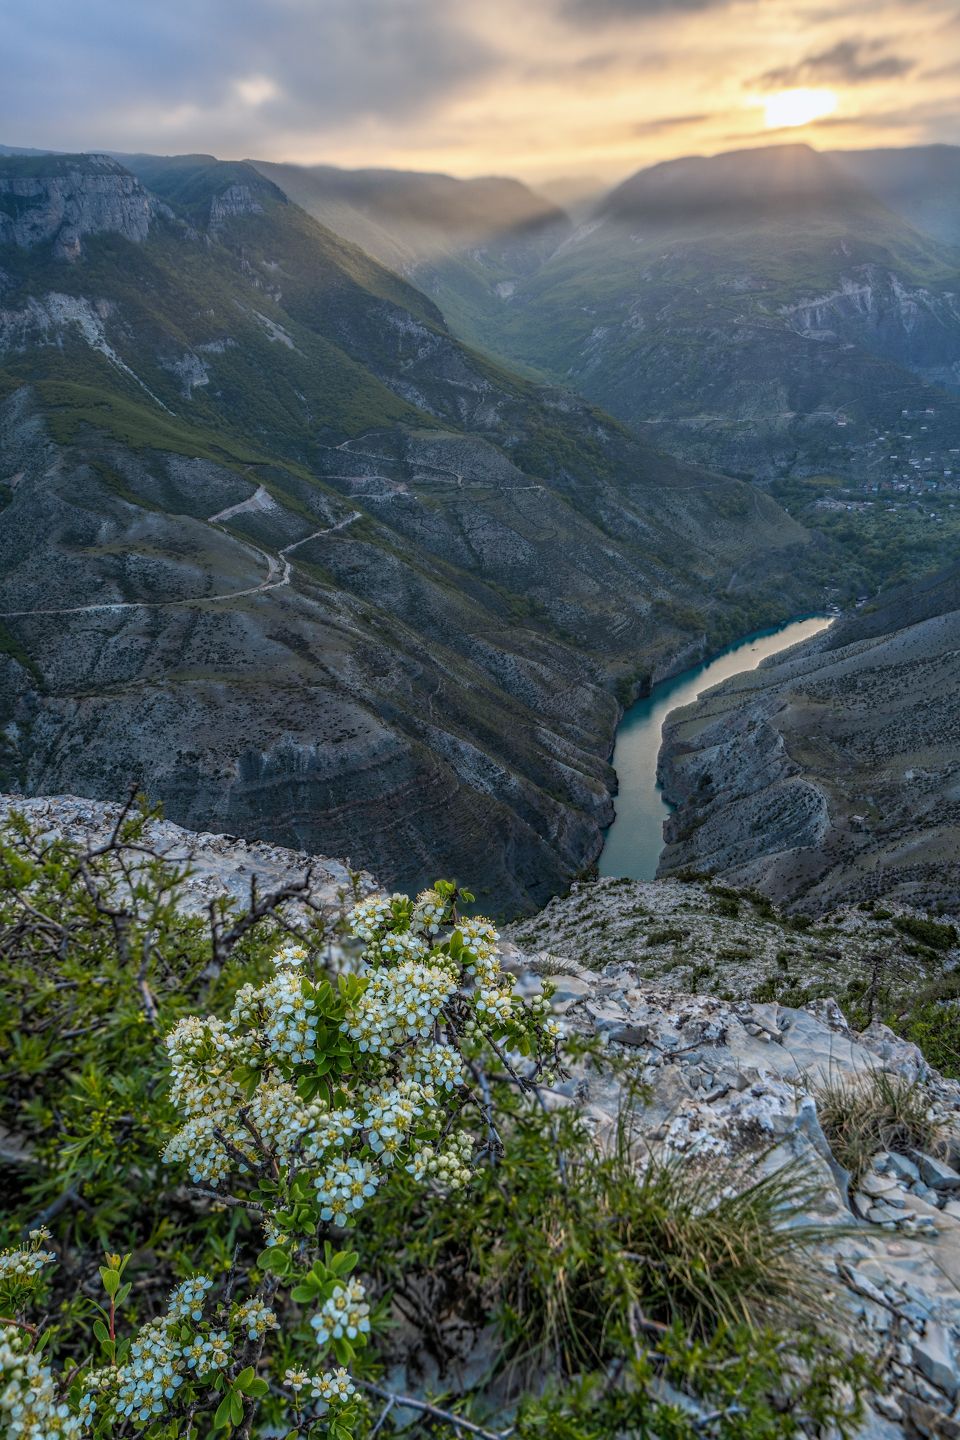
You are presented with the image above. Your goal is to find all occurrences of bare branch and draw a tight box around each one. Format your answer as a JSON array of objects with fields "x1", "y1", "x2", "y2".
[{"x1": 358, "y1": 1380, "x2": 512, "y2": 1440}]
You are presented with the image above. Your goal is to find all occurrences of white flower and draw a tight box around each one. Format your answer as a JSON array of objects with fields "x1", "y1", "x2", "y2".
[
  {"x1": 0, "y1": 1329, "x2": 86, "y2": 1438},
  {"x1": 233, "y1": 1297, "x2": 278, "y2": 1341},
  {"x1": 314, "y1": 1156, "x2": 380, "y2": 1225},
  {"x1": 115, "y1": 1317, "x2": 185, "y2": 1424},
  {"x1": 168, "y1": 1274, "x2": 213, "y2": 1321},
  {"x1": 310, "y1": 1279, "x2": 371, "y2": 1346},
  {"x1": 310, "y1": 1366, "x2": 356, "y2": 1407}
]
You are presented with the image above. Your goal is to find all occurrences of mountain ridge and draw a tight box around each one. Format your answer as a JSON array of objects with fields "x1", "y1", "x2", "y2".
[{"x1": 0, "y1": 149, "x2": 819, "y2": 913}]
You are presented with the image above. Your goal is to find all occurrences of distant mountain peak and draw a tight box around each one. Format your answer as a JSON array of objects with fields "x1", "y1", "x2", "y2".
[{"x1": 598, "y1": 142, "x2": 883, "y2": 231}]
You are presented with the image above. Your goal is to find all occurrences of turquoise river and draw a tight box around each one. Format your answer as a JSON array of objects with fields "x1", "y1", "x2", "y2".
[{"x1": 599, "y1": 615, "x2": 834, "y2": 881}]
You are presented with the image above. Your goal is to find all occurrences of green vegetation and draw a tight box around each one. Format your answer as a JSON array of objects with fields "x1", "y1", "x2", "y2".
[
  {"x1": 769, "y1": 473, "x2": 960, "y2": 593},
  {"x1": 893, "y1": 915, "x2": 958, "y2": 952},
  {"x1": 0, "y1": 807, "x2": 877, "y2": 1438}
]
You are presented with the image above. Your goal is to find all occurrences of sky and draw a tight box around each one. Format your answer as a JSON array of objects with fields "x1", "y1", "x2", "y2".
[{"x1": 2, "y1": 0, "x2": 959, "y2": 190}]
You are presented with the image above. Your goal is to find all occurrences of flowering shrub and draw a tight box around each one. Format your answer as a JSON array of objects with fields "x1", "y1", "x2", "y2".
[
  {"x1": 0, "y1": 812, "x2": 879, "y2": 1440},
  {"x1": 0, "y1": 881, "x2": 560, "y2": 1437}
]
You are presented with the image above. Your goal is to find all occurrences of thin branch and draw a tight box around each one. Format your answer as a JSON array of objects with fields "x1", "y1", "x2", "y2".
[
  {"x1": 357, "y1": 1380, "x2": 512, "y2": 1440},
  {"x1": 189, "y1": 1189, "x2": 266, "y2": 1215}
]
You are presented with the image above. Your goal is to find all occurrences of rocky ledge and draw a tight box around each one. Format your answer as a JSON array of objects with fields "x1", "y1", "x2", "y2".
[
  {"x1": 8, "y1": 795, "x2": 960, "y2": 1432},
  {"x1": 0, "y1": 792, "x2": 374, "y2": 918}
]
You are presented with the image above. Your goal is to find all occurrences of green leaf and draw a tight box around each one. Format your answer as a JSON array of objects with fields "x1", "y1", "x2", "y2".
[
  {"x1": 230, "y1": 1389, "x2": 244, "y2": 1425},
  {"x1": 98, "y1": 1267, "x2": 120, "y2": 1297},
  {"x1": 235, "y1": 1367, "x2": 255, "y2": 1391},
  {"x1": 290, "y1": 1283, "x2": 318, "y2": 1303},
  {"x1": 213, "y1": 1393, "x2": 233, "y2": 1430},
  {"x1": 92, "y1": 1319, "x2": 111, "y2": 1347},
  {"x1": 257, "y1": 1246, "x2": 290, "y2": 1275}
]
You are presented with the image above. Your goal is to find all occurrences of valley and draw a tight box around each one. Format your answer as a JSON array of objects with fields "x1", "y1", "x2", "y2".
[
  {"x1": 2, "y1": 140, "x2": 959, "y2": 916},
  {"x1": 0, "y1": 152, "x2": 819, "y2": 914}
]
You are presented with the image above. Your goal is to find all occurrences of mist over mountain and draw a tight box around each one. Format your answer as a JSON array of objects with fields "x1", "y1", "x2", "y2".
[
  {"x1": 248, "y1": 158, "x2": 571, "y2": 357},
  {"x1": 830, "y1": 145, "x2": 960, "y2": 250},
  {"x1": 454, "y1": 143, "x2": 960, "y2": 482},
  {"x1": 0, "y1": 149, "x2": 816, "y2": 911}
]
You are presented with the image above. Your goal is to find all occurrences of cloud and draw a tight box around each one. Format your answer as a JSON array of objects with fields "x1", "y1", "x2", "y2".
[
  {"x1": 560, "y1": 0, "x2": 730, "y2": 24},
  {"x1": 757, "y1": 38, "x2": 914, "y2": 89},
  {"x1": 0, "y1": 0, "x2": 498, "y2": 155},
  {"x1": 633, "y1": 112, "x2": 713, "y2": 134}
]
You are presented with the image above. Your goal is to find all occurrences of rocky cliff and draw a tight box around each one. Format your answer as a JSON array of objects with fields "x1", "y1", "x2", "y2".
[
  {"x1": 656, "y1": 566, "x2": 960, "y2": 912},
  {"x1": 0, "y1": 154, "x2": 159, "y2": 259},
  {"x1": 0, "y1": 153, "x2": 820, "y2": 914}
]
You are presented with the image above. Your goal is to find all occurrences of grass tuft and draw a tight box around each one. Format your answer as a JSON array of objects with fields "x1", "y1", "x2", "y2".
[{"x1": 815, "y1": 1068, "x2": 946, "y2": 1184}]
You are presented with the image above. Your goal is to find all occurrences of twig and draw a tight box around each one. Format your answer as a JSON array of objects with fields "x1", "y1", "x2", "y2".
[
  {"x1": 189, "y1": 1188, "x2": 266, "y2": 1215},
  {"x1": 465, "y1": 1059, "x2": 503, "y2": 1160},
  {"x1": 357, "y1": 1380, "x2": 511, "y2": 1440},
  {"x1": 369, "y1": 1394, "x2": 396, "y2": 1436},
  {"x1": 22, "y1": 1184, "x2": 92, "y2": 1236},
  {"x1": 235, "y1": 1272, "x2": 281, "y2": 1440}
]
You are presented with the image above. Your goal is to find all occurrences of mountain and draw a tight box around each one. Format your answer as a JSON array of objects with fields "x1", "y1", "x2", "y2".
[
  {"x1": 478, "y1": 144, "x2": 960, "y2": 481},
  {"x1": 249, "y1": 159, "x2": 571, "y2": 360},
  {"x1": 0, "y1": 150, "x2": 817, "y2": 914},
  {"x1": 830, "y1": 145, "x2": 960, "y2": 249},
  {"x1": 656, "y1": 563, "x2": 960, "y2": 912}
]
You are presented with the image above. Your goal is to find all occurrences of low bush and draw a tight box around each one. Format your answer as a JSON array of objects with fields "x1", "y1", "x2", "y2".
[
  {"x1": 646, "y1": 927, "x2": 688, "y2": 947},
  {"x1": 893, "y1": 915, "x2": 958, "y2": 953}
]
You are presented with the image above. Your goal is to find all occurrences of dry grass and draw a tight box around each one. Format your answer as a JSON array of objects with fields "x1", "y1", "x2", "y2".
[{"x1": 815, "y1": 1068, "x2": 946, "y2": 1185}]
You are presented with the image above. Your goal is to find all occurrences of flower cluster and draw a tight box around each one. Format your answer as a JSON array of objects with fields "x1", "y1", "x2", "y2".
[
  {"x1": 168, "y1": 1274, "x2": 213, "y2": 1322},
  {"x1": 311, "y1": 1368, "x2": 356, "y2": 1407},
  {"x1": 314, "y1": 1156, "x2": 379, "y2": 1226},
  {"x1": 0, "y1": 1328, "x2": 90, "y2": 1439},
  {"x1": 234, "y1": 1297, "x2": 278, "y2": 1341},
  {"x1": 347, "y1": 894, "x2": 395, "y2": 942},
  {"x1": 0, "y1": 1232, "x2": 56, "y2": 1284},
  {"x1": 342, "y1": 957, "x2": 457, "y2": 1056},
  {"x1": 183, "y1": 1329, "x2": 230, "y2": 1371},
  {"x1": 115, "y1": 1318, "x2": 185, "y2": 1424},
  {"x1": 151, "y1": 880, "x2": 561, "y2": 1429},
  {"x1": 406, "y1": 1130, "x2": 474, "y2": 1191},
  {"x1": 310, "y1": 1279, "x2": 371, "y2": 1347}
]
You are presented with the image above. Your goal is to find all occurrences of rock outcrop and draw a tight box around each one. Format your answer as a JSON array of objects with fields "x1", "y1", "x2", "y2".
[
  {"x1": 0, "y1": 792, "x2": 373, "y2": 918},
  {"x1": 656, "y1": 567, "x2": 960, "y2": 912},
  {"x1": 506, "y1": 947, "x2": 960, "y2": 1437},
  {"x1": 0, "y1": 155, "x2": 158, "y2": 259},
  {"x1": 9, "y1": 795, "x2": 960, "y2": 1434}
]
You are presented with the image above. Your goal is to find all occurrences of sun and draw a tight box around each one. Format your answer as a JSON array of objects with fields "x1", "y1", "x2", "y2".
[{"x1": 763, "y1": 88, "x2": 838, "y2": 129}]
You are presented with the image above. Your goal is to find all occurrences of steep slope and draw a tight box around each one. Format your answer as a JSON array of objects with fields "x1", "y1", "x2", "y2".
[
  {"x1": 656, "y1": 564, "x2": 960, "y2": 912},
  {"x1": 0, "y1": 151, "x2": 818, "y2": 913},
  {"x1": 490, "y1": 144, "x2": 960, "y2": 480},
  {"x1": 831, "y1": 145, "x2": 960, "y2": 249},
  {"x1": 249, "y1": 158, "x2": 571, "y2": 358}
]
